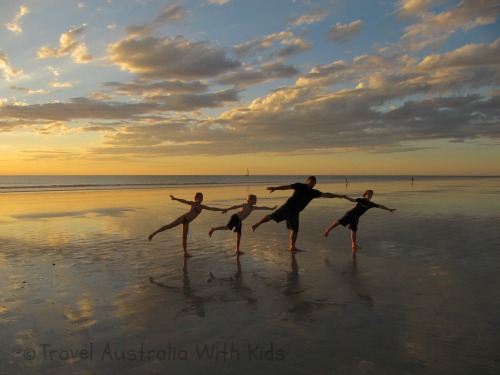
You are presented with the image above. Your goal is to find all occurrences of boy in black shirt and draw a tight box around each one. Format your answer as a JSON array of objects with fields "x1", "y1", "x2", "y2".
[
  {"x1": 324, "y1": 190, "x2": 396, "y2": 257},
  {"x1": 252, "y1": 176, "x2": 344, "y2": 252}
]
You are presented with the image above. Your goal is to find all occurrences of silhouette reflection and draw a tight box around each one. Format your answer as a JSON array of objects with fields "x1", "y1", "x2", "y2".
[
  {"x1": 149, "y1": 257, "x2": 206, "y2": 318},
  {"x1": 208, "y1": 255, "x2": 257, "y2": 305}
]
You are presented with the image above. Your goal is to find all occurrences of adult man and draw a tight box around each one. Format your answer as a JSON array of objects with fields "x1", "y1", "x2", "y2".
[{"x1": 252, "y1": 176, "x2": 343, "y2": 252}]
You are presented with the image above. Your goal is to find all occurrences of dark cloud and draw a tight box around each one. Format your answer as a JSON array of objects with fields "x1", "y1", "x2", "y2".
[
  {"x1": 108, "y1": 36, "x2": 241, "y2": 79},
  {"x1": 326, "y1": 20, "x2": 363, "y2": 44}
]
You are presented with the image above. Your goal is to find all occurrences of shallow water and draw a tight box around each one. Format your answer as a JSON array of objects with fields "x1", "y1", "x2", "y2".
[{"x1": 1, "y1": 178, "x2": 499, "y2": 374}]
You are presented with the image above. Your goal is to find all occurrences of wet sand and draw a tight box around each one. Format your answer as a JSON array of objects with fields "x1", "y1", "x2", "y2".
[{"x1": 1, "y1": 178, "x2": 499, "y2": 374}]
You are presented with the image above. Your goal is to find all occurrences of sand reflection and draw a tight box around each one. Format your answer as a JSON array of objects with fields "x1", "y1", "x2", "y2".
[{"x1": 149, "y1": 258, "x2": 206, "y2": 318}]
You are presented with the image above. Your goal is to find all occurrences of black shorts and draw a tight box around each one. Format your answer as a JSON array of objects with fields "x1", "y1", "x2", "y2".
[
  {"x1": 338, "y1": 212, "x2": 359, "y2": 231},
  {"x1": 270, "y1": 205, "x2": 300, "y2": 233},
  {"x1": 227, "y1": 214, "x2": 242, "y2": 234}
]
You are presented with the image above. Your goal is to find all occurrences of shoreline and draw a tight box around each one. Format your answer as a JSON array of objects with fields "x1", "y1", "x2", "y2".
[{"x1": 1, "y1": 175, "x2": 498, "y2": 195}]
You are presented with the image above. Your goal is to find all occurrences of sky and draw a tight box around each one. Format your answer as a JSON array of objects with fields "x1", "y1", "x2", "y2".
[{"x1": 0, "y1": 0, "x2": 499, "y2": 175}]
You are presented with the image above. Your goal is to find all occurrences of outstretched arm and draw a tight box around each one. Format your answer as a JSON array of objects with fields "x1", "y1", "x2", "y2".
[
  {"x1": 170, "y1": 195, "x2": 194, "y2": 205},
  {"x1": 342, "y1": 195, "x2": 357, "y2": 203},
  {"x1": 220, "y1": 204, "x2": 245, "y2": 214},
  {"x1": 200, "y1": 204, "x2": 227, "y2": 213},
  {"x1": 267, "y1": 185, "x2": 293, "y2": 193},
  {"x1": 320, "y1": 192, "x2": 344, "y2": 199},
  {"x1": 254, "y1": 205, "x2": 277, "y2": 210},
  {"x1": 225, "y1": 204, "x2": 245, "y2": 211},
  {"x1": 378, "y1": 204, "x2": 396, "y2": 213}
]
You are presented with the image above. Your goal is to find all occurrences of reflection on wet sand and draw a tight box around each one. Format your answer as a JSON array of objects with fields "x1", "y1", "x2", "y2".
[
  {"x1": 205, "y1": 255, "x2": 257, "y2": 305},
  {"x1": 149, "y1": 258, "x2": 206, "y2": 318},
  {"x1": 284, "y1": 253, "x2": 300, "y2": 297},
  {"x1": 1, "y1": 179, "x2": 499, "y2": 374}
]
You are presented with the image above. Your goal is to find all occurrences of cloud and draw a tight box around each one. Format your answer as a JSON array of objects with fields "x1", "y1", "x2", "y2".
[
  {"x1": 401, "y1": 0, "x2": 500, "y2": 51},
  {"x1": 417, "y1": 39, "x2": 500, "y2": 90},
  {"x1": 18, "y1": 150, "x2": 77, "y2": 162},
  {"x1": 234, "y1": 31, "x2": 294, "y2": 57},
  {"x1": 37, "y1": 24, "x2": 93, "y2": 63},
  {"x1": 49, "y1": 80, "x2": 74, "y2": 88},
  {"x1": 0, "y1": 52, "x2": 23, "y2": 80},
  {"x1": 0, "y1": 85, "x2": 238, "y2": 121},
  {"x1": 32, "y1": 121, "x2": 72, "y2": 135},
  {"x1": 88, "y1": 37, "x2": 500, "y2": 157},
  {"x1": 2, "y1": 1, "x2": 498, "y2": 162},
  {"x1": 326, "y1": 20, "x2": 363, "y2": 44},
  {"x1": 276, "y1": 38, "x2": 313, "y2": 57},
  {"x1": 143, "y1": 89, "x2": 240, "y2": 111},
  {"x1": 0, "y1": 118, "x2": 28, "y2": 132},
  {"x1": 207, "y1": 0, "x2": 231, "y2": 5},
  {"x1": 108, "y1": 36, "x2": 240, "y2": 79},
  {"x1": 288, "y1": 9, "x2": 329, "y2": 27},
  {"x1": 395, "y1": 0, "x2": 448, "y2": 18},
  {"x1": 7, "y1": 91, "x2": 498, "y2": 159},
  {"x1": 0, "y1": 97, "x2": 160, "y2": 121},
  {"x1": 125, "y1": 3, "x2": 188, "y2": 36},
  {"x1": 234, "y1": 31, "x2": 312, "y2": 58},
  {"x1": 5, "y1": 5, "x2": 30, "y2": 34},
  {"x1": 217, "y1": 62, "x2": 299, "y2": 87},
  {"x1": 9, "y1": 86, "x2": 48, "y2": 95},
  {"x1": 4, "y1": 35, "x2": 499, "y2": 158},
  {"x1": 102, "y1": 80, "x2": 210, "y2": 96}
]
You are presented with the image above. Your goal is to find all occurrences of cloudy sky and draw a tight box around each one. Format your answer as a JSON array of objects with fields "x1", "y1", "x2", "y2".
[{"x1": 1, "y1": 0, "x2": 499, "y2": 175}]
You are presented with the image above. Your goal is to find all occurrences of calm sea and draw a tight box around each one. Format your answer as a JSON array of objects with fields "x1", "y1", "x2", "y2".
[{"x1": 0, "y1": 174, "x2": 495, "y2": 193}]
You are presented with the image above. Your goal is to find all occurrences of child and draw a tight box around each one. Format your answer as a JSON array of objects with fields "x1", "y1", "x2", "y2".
[
  {"x1": 324, "y1": 190, "x2": 396, "y2": 257},
  {"x1": 149, "y1": 193, "x2": 226, "y2": 258},
  {"x1": 209, "y1": 195, "x2": 276, "y2": 255}
]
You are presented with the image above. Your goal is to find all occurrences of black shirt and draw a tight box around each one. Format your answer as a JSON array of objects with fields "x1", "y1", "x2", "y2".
[
  {"x1": 348, "y1": 198, "x2": 379, "y2": 217},
  {"x1": 283, "y1": 183, "x2": 322, "y2": 213}
]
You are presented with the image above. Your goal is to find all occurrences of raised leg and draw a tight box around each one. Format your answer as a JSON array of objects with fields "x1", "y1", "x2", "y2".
[
  {"x1": 252, "y1": 214, "x2": 271, "y2": 231},
  {"x1": 149, "y1": 215, "x2": 185, "y2": 241}
]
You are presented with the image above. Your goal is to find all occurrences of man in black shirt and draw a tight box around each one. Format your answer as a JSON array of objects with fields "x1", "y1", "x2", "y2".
[{"x1": 252, "y1": 176, "x2": 344, "y2": 252}]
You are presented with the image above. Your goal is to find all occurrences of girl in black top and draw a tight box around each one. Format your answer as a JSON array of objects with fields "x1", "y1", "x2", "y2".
[{"x1": 324, "y1": 190, "x2": 396, "y2": 257}]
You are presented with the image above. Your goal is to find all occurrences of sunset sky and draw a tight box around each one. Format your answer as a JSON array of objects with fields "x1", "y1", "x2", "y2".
[{"x1": 1, "y1": 0, "x2": 499, "y2": 175}]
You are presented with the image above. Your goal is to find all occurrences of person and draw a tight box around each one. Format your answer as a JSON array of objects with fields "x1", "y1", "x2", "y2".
[
  {"x1": 251, "y1": 176, "x2": 344, "y2": 252},
  {"x1": 209, "y1": 194, "x2": 276, "y2": 255},
  {"x1": 148, "y1": 193, "x2": 226, "y2": 258},
  {"x1": 324, "y1": 190, "x2": 396, "y2": 257}
]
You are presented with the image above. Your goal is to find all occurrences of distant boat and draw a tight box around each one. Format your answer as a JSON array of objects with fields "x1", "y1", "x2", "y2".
[{"x1": 245, "y1": 168, "x2": 249, "y2": 177}]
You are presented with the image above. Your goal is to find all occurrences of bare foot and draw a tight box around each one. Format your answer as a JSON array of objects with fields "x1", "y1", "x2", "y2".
[
  {"x1": 351, "y1": 244, "x2": 361, "y2": 258},
  {"x1": 236, "y1": 250, "x2": 245, "y2": 255},
  {"x1": 184, "y1": 252, "x2": 193, "y2": 258},
  {"x1": 208, "y1": 228, "x2": 215, "y2": 237},
  {"x1": 290, "y1": 247, "x2": 303, "y2": 253},
  {"x1": 148, "y1": 233, "x2": 155, "y2": 241},
  {"x1": 323, "y1": 231, "x2": 330, "y2": 238}
]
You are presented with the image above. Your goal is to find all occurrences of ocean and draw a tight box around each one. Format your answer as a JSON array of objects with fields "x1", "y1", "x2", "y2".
[{"x1": 0, "y1": 174, "x2": 494, "y2": 193}]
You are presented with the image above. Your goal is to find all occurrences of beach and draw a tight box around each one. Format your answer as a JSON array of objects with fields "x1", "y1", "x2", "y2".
[{"x1": 1, "y1": 176, "x2": 499, "y2": 374}]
